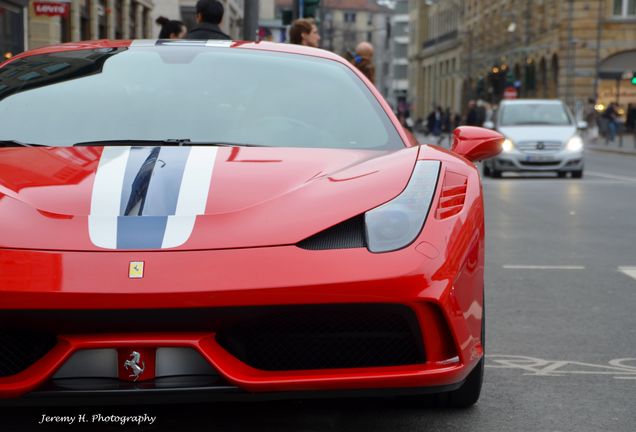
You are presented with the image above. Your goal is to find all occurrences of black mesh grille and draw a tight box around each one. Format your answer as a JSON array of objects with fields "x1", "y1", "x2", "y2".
[
  {"x1": 216, "y1": 304, "x2": 424, "y2": 371},
  {"x1": 297, "y1": 215, "x2": 366, "y2": 250},
  {"x1": 0, "y1": 330, "x2": 58, "y2": 377}
]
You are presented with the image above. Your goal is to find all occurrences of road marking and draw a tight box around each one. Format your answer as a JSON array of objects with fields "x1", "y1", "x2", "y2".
[
  {"x1": 586, "y1": 170, "x2": 636, "y2": 182},
  {"x1": 486, "y1": 355, "x2": 636, "y2": 379},
  {"x1": 503, "y1": 265, "x2": 585, "y2": 270},
  {"x1": 618, "y1": 267, "x2": 636, "y2": 280}
]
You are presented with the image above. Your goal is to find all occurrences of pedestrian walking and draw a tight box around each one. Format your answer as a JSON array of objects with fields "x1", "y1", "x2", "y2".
[
  {"x1": 603, "y1": 103, "x2": 619, "y2": 143},
  {"x1": 156, "y1": 17, "x2": 187, "y2": 39},
  {"x1": 349, "y1": 41, "x2": 375, "y2": 84},
  {"x1": 184, "y1": 0, "x2": 231, "y2": 40},
  {"x1": 289, "y1": 19, "x2": 320, "y2": 47},
  {"x1": 466, "y1": 100, "x2": 479, "y2": 126}
]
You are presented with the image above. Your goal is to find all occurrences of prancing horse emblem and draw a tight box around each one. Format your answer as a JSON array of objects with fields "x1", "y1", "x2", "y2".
[{"x1": 124, "y1": 351, "x2": 145, "y2": 381}]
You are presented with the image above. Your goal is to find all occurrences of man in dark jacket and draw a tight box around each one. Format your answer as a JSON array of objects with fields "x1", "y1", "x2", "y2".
[{"x1": 185, "y1": 0, "x2": 231, "y2": 40}]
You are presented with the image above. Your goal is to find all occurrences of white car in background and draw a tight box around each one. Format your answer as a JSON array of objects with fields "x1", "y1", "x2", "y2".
[{"x1": 482, "y1": 99, "x2": 586, "y2": 178}]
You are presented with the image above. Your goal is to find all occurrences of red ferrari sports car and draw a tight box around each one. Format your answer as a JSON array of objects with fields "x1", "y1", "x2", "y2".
[{"x1": 0, "y1": 40, "x2": 502, "y2": 407}]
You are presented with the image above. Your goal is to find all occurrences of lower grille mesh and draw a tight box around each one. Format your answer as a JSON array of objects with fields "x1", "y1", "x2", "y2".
[
  {"x1": 216, "y1": 304, "x2": 425, "y2": 371},
  {"x1": 0, "y1": 330, "x2": 58, "y2": 377}
]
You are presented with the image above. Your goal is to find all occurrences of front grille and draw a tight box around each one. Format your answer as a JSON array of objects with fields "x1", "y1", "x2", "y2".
[
  {"x1": 517, "y1": 141, "x2": 563, "y2": 152},
  {"x1": 436, "y1": 171, "x2": 467, "y2": 219},
  {"x1": 0, "y1": 330, "x2": 58, "y2": 377},
  {"x1": 519, "y1": 161, "x2": 561, "y2": 166},
  {"x1": 216, "y1": 304, "x2": 425, "y2": 371}
]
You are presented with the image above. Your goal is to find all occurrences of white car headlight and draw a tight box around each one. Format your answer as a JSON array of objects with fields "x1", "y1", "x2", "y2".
[
  {"x1": 365, "y1": 160, "x2": 440, "y2": 253},
  {"x1": 502, "y1": 138, "x2": 514, "y2": 152},
  {"x1": 566, "y1": 135, "x2": 583, "y2": 151}
]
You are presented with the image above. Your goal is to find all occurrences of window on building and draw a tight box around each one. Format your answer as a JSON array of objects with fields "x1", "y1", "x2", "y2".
[
  {"x1": 60, "y1": 12, "x2": 72, "y2": 42},
  {"x1": 394, "y1": 64, "x2": 407, "y2": 80},
  {"x1": 80, "y1": 0, "x2": 91, "y2": 40},
  {"x1": 613, "y1": 0, "x2": 636, "y2": 16},
  {"x1": 395, "y1": 1, "x2": 408, "y2": 14},
  {"x1": 395, "y1": 22, "x2": 408, "y2": 37},
  {"x1": 344, "y1": 12, "x2": 356, "y2": 23},
  {"x1": 98, "y1": 0, "x2": 107, "y2": 39},
  {"x1": 129, "y1": 1, "x2": 136, "y2": 39},
  {"x1": 115, "y1": 0, "x2": 124, "y2": 39},
  {"x1": 0, "y1": 2, "x2": 24, "y2": 57},
  {"x1": 394, "y1": 43, "x2": 407, "y2": 59}
]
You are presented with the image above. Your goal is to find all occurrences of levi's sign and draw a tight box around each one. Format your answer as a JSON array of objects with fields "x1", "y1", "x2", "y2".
[{"x1": 34, "y1": 2, "x2": 70, "y2": 17}]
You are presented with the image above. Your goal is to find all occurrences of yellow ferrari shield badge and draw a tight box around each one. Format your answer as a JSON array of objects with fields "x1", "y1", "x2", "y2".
[{"x1": 129, "y1": 261, "x2": 144, "y2": 279}]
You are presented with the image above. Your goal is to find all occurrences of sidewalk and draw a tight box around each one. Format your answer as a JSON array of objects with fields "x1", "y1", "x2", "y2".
[{"x1": 584, "y1": 132, "x2": 636, "y2": 155}]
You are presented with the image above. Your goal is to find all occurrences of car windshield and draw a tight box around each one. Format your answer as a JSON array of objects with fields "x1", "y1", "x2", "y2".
[
  {"x1": 499, "y1": 103, "x2": 573, "y2": 126},
  {"x1": 0, "y1": 45, "x2": 402, "y2": 150}
]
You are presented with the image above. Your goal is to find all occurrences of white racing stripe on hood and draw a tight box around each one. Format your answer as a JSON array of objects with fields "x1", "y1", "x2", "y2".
[
  {"x1": 89, "y1": 146, "x2": 131, "y2": 249},
  {"x1": 162, "y1": 147, "x2": 218, "y2": 248}
]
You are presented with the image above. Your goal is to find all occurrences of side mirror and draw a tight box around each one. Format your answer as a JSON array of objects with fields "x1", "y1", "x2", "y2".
[
  {"x1": 577, "y1": 120, "x2": 588, "y2": 130},
  {"x1": 483, "y1": 121, "x2": 495, "y2": 129},
  {"x1": 451, "y1": 126, "x2": 504, "y2": 162}
]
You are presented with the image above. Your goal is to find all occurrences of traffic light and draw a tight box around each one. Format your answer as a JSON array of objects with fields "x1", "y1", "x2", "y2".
[{"x1": 632, "y1": 74, "x2": 636, "y2": 86}]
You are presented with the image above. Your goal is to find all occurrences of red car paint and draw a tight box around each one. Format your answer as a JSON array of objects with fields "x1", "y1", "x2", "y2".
[{"x1": 0, "y1": 40, "x2": 501, "y2": 401}]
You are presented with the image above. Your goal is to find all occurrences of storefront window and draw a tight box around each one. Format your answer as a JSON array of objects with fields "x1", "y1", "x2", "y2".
[{"x1": 0, "y1": 1, "x2": 25, "y2": 58}]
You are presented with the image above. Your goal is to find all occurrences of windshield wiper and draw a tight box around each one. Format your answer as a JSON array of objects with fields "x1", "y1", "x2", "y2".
[
  {"x1": 73, "y1": 139, "x2": 267, "y2": 147},
  {"x1": 0, "y1": 140, "x2": 45, "y2": 147}
]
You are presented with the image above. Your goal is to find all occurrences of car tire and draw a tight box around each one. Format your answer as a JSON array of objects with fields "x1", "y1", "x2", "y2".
[
  {"x1": 557, "y1": 171, "x2": 567, "y2": 178},
  {"x1": 491, "y1": 168, "x2": 502, "y2": 178},
  {"x1": 482, "y1": 163, "x2": 491, "y2": 177},
  {"x1": 572, "y1": 169, "x2": 583, "y2": 179}
]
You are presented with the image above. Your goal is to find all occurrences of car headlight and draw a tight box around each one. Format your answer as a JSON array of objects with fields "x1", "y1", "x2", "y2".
[
  {"x1": 566, "y1": 135, "x2": 583, "y2": 151},
  {"x1": 502, "y1": 138, "x2": 514, "y2": 152},
  {"x1": 365, "y1": 160, "x2": 440, "y2": 253}
]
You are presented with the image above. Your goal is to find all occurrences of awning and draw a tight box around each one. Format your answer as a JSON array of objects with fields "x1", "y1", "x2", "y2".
[{"x1": 599, "y1": 50, "x2": 636, "y2": 80}]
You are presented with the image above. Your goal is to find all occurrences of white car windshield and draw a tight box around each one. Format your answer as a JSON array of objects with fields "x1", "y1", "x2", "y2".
[{"x1": 499, "y1": 103, "x2": 573, "y2": 126}]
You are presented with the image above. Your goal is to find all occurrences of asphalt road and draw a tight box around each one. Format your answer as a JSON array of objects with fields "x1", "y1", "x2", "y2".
[{"x1": 2, "y1": 149, "x2": 635, "y2": 431}]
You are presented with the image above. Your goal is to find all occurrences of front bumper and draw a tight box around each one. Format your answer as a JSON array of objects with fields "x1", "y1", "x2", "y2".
[
  {"x1": 0, "y1": 242, "x2": 483, "y2": 402},
  {"x1": 492, "y1": 150, "x2": 584, "y2": 172}
]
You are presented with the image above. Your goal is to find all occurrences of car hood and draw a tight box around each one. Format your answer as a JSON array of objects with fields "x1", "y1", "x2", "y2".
[
  {"x1": 497, "y1": 125, "x2": 577, "y2": 143},
  {"x1": 0, "y1": 146, "x2": 418, "y2": 251}
]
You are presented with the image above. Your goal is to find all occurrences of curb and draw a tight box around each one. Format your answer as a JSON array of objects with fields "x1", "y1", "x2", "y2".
[{"x1": 586, "y1": 145, "x2": 636, "y2": 156}]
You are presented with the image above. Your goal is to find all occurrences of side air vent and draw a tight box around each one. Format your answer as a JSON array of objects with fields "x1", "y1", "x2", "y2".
[
  {"x1": 0, "y1": 330, "x2": 58, "y2": 377},
  {"x1": 436, "y1": 171, "x2": 467, "y2": 219},
  {"x1": 297, "y1": 215, "x2": 366, "y2": 250}
]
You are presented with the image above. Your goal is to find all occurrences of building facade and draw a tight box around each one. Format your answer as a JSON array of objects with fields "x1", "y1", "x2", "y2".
[
  {"x1": 387, "y1": 0, "x2": 408, "y2": 110},
  {"x1": 274, "y1": 0, "x2": 393, "y2": 98},
  {"x1": 409, "y1": 0, "x2": 463, "y2": 119},
  {"x1": 27, "y1": 0, "x2": 155, "y2": 51},
  {"x1": 320, "y1": 0, "x2": 393, "y2": 98},
  {"x1": 410, "y1": 0, "x2": 636, "y2": 118}
]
